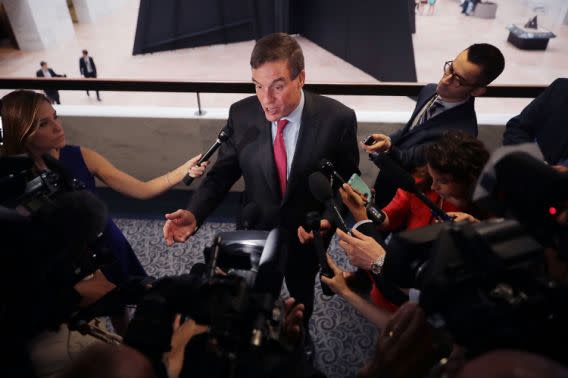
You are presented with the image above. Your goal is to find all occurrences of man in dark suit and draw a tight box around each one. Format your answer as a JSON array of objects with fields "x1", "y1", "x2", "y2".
[
  {"x1": 163, "y1": 33, "x2": 359, "y2": 338},
  {"x1": 364, "y1": 43, "x2": 505, "y2": 206},
  {"x1": 36, "y1": 61, "x2": 66, "y2": 104},
  {"x1": 503, "y1": 78, "x2": 568, "y2": 167},
  {"x1": 79, "y1": 50, "x2": 101, "y2": 101}
]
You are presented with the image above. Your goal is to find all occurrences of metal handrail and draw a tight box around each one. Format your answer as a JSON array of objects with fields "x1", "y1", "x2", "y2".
[{"x1": 0, "y1": 78, "x2": 547, "y2": 98}]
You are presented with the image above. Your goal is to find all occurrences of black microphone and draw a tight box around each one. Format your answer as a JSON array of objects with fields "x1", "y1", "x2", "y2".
[
  {"x1": 304, "y1": 211, "x2": 335, "y2": 296},
  {"x1": 369, "y1": 153, "x2": 454, "y2": 223},
  {"x1": 320, "y1": 158, "x2": 347, "y2": 185},
  {"x1": 308, "y1": 172, "x2": 349, "y2": 233},
  {"x1": 320, "y1": 158, "x2": 386, "y2": 225},
  {"x1": 182, "y1": 125, "x2": 233, "y2": 186}
]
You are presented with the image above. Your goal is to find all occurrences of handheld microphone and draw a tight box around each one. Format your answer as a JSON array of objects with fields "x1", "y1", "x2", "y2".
[
  {"x1": 308, "y1": 172, "x2": 349, "y2": 233},
  {"x1": 320, "y1": 158, "x2": 386, "y2": 225},
  {"x1": 320, "y1": 158, "x2": 347, "y2": 185},
  {"x1": 182, "y1": 125, "x2": 233, "y2": 186},
  {"x1": 369, "y1": 153, "x2": 453, "y2": 222},
  {"x1": 304, "y1": 211, "x2": 335, "y2": 296}
]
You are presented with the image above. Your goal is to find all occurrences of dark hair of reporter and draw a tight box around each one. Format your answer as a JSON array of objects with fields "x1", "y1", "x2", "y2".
[{"x1": 465, "y1": 43, "x2": 505, "y2": 87}]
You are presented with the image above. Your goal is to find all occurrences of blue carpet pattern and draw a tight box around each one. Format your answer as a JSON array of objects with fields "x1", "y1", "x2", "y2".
[{"x1": 115, "y1": 218, "x2": 379, "y2": 378}]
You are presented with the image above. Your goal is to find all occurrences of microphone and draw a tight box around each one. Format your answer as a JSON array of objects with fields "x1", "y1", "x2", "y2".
[
  {"x1": 320, "y1": 158, "x2": 347, "y2": 185},
  {"x1": 304, "y1": 211, "x2": 335, "y2": 296},
  {"x1": 369, "y1": 153, "x2": 454, "y2": 223},
  {"x1": 320, "y1": 158, "x2": 386, "y2": 225},
  {"x1": 182, "y1": 125, "x2": 233, "y2": 186},
  {"x1": 308, "y1": 172, "x2": 349, "y2": 233}
]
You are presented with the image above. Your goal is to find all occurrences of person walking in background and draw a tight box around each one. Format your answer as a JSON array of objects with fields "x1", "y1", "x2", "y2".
[
  {"x1": 35, "y1": 61, "x2": 66, "y2": 105},
  {"x1": 427, "y1": 0, "x2": 437, "y2": 15},
  {"x1": 79, "y1": 50, "x2": 101, "y2": 101}
]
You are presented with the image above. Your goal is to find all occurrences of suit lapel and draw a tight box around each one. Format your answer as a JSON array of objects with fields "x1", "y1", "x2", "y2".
[{"x1": 283, "y1": 92, "x2": 319, "y2": 204}]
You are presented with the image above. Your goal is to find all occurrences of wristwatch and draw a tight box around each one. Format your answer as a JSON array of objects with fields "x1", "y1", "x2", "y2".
[{"x1": 370, "y1": 254, "x2": 385, "y2": 275}]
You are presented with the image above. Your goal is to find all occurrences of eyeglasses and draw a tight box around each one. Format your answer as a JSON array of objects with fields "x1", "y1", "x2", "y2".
[{"x1": 443, "y1": 61, "x2": 478, "y2": 87}]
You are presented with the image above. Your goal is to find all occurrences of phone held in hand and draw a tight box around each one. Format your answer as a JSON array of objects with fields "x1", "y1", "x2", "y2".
[
  {"x1": 362, "y1": 135, "x2": 375, "y2": 146},
  {"x1": 347, "y1": 173, "x2": 372, "y2": 201}
]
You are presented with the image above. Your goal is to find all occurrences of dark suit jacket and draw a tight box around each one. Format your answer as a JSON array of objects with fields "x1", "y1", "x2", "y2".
[
  {"x1": 36, "y1": 68, "x2": 63, "y2": 78},
  {"x1": 503, "y1": 78, "x2": 568, "y2": 165},
  {"x1": 79, "y1": 56, "x2": 97, "y2": 77},
  {"x1": 188, "y1": 91, "x2": 360, "y2": 235},
  {"x1": 389, "y1": 83, "x2": 478, "y2": 170}
]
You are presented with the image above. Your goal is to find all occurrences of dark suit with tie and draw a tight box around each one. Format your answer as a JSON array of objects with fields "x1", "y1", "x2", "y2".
[
  {"x1": 36, "y1": 68, "x2": 64, "y2": 104},
  {"x1": 79, "y1": 56, "x2": 100, "y2": 99},
  {"x1": 503, "y1": 78, "x2": 568, "y2": 165},
  {"x1": 374, "y1": 83, "x2": 478, "y2": 207},
  {"x1": 187, "y1": 91, "x2": 359, "y2": 321}
]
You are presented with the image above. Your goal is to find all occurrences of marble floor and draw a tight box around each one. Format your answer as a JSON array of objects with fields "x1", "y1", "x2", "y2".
[{"x1": 0, "y1": 0, "x2": 567, "y2": 115}]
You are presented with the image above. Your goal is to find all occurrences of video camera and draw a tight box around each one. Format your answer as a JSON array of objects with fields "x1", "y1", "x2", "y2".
[
  {"x1": 0, "y1": 154, "x2": 113, "y2": 339},
  {"x1": 121, "y1": 228, "x2": 309, "y2": 378},
  {"x1": 0, "y1": 153, "x2": 86, "y2": 212},
  {"x1": 381, "y1": 150, "x2": 568, "y2": 359}
]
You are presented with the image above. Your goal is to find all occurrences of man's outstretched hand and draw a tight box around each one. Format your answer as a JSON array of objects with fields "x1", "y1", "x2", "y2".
[{"x1": 163, "y1": 209, "x2": 198, "y2": 246}]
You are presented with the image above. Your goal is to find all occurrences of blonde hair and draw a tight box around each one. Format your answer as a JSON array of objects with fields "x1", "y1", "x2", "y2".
[{"x1": 0, "y1": 90, "x2": 51, "y2": 156}]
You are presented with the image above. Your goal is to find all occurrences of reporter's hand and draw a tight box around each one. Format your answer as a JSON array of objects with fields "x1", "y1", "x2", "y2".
[
  {"x1": 361, "y1": 133, "x2": 392, "y2": 154},
  {"x1": 339, "y1": 183, "x2": 369, "y2": 222},
  {"x1": 321, "y1": 254, "x2": 355, "y2": 297},
  {"x1": 163, "y1": 314, "x2": 209, "y2": 378},
  {"x1": 163, "y1": 209, "x2": 198, "y2": 246},
  {"x1": 282, "y1": 297, "x2": 305, "y2": 346},
  {"x1": 297, "y1": 219, "x2": 332, "y2": 244},
  {"x1": 447, "y1": 211, "x2": 479, "y2": 223},
  {"x1": 185, "y1": 154, "x2": 209, "y2": 178},
  {"x1": 73, "y1": 270, "x2": 116, "y2": 308},
  {"x1": 337, "y1": 228, "x2": 385, "y2": 270}
]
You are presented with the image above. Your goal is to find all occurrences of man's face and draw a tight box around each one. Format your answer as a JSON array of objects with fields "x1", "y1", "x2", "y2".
[
  {"x1": 41, "y1": 63, "x2": 48, "y2": 70},
  {"x1": 436, "y1": 50, "x2": 485, "y2": 102},
  {"x1": 252, "y1": 59, "x2": 305, "y2": 122}
]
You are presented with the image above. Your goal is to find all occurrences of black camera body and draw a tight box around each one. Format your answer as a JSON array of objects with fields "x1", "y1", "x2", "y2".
[{"x1": 124, "y1": 228, "x2": 304, "y2": 378}]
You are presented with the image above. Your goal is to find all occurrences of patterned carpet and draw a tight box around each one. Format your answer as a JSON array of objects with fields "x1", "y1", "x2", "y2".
[{"x1": 115, "y1": 218, "x2": 379, "y2": 378}]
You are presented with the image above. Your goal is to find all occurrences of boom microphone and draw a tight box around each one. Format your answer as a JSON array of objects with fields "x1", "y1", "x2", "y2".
[
  {"x1": 182, "y1": 125, "x2": 233, "y2": 185},
  {"x1": 369, "y1": 153, "x2": 453, "y2": 222},
  {"x1": 308, "y1": 172, "x2": 349, "y2": 232}
]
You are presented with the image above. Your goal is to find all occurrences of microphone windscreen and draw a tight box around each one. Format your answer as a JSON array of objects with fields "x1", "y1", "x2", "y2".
[
  {"x1": 371, "y1": 153, "x2": 416, "y2": 193},
  {"x1": 309, "y1": 172, "x2": 333, "y2": 203}
]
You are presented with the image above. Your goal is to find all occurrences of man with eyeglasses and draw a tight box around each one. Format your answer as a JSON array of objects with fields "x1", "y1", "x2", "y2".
[{"x1": 363, "y1": 43, "x2": 504, "y2": 207}]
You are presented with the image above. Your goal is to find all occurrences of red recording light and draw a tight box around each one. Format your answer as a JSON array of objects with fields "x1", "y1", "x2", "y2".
[{"x1": 549, "y1": 207, "x2": 557, "y2": 215}]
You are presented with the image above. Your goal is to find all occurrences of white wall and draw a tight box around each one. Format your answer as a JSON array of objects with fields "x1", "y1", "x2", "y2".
[
  {"x1": 2, "y1": 0, "x2": 74, "y2": 50},
  {"x1": 73, "y1": 0, "x2": 128, "y2": 23}
]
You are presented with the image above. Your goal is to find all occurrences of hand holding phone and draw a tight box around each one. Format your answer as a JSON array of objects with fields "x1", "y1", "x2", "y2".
[
  {"x1": 362, "y1": 135, "x2": 375, "y2": 146},
  {"x1": 347, "y1": 173, "x2": 372, "y2": 201}
]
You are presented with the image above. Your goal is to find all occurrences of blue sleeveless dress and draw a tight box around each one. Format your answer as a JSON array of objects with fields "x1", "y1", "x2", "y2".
[{"x1": 59, "y1": 145, "x2": 147, "y2": 283}]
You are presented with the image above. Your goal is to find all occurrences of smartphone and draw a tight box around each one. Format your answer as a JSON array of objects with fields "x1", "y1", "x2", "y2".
[
  {"x1": 347, "y1": 173, "x2": 372, "y2": 200},
  {"x1": 362, "y1": 135, "x2": 375, "y2": 146}
]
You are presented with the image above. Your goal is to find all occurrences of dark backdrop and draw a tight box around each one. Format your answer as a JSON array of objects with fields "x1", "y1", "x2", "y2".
[{"x1": 133, "y1": 0, "x2": 416, "y2": 81}]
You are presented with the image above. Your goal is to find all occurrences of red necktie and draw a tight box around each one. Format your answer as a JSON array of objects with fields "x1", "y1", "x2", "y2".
[{"x1": 274, "y1": 119, "x2": 289, "y2": 197}]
